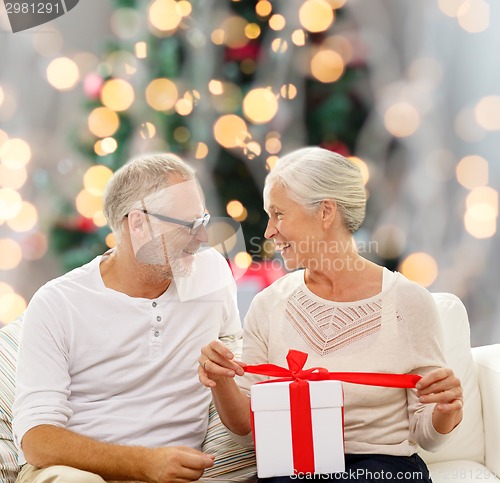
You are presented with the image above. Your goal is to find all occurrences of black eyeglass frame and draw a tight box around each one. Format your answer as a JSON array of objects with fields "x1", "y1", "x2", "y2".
[{"x1": 126, "y1": 210, "x2": 210, "y2": 235}]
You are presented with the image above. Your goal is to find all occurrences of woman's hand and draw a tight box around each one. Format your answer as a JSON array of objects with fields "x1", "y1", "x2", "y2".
[
  {"x1": 198, "y1": 340, "x2": 246, "y2": 388},
  {"x1": 416, "y1": 367, "x2": 463, "y2": 434}
]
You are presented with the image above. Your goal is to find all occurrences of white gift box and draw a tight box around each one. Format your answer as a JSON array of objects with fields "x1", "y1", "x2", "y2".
[{"x1": 251, "y1": 380, "x2": 345, "y2": 478}]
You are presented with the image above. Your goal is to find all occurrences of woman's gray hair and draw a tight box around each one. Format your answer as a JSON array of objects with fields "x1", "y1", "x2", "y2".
[
  {"x1": 264, "y1": 147, "x2": 366, "y2": 233},
  {"x1": 103, "y1": 153, "x2": 195, "y2": 240}
]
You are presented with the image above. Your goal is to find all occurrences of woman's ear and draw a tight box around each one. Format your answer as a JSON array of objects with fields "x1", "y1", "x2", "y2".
[{"x1": 321, "y1": 199, "x2": 337, "y2": 230}]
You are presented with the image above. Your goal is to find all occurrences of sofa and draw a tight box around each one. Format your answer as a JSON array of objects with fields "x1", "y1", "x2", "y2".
[{"x1": 1, "y1": 293, "x2": 499, "y2": 482}]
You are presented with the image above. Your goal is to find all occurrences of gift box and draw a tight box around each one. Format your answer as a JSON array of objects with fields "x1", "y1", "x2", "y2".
[
  {"x1": 245, "y1": 349, "x2": 422, "y2": 479},
  {"x1": 251, "y1": 380, "x2": 345, "y2": 478}
]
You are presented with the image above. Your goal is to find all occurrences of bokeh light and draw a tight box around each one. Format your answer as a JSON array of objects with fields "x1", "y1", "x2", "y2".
[
  {"x1": 310, "y1": 49, "x2": 344, "y2": 83},
  {"x1": 105, "y1": 232, "x2": 116, "y2": 248},
  {"x1": 213, "y1": 114, "x2": 249, "y2": 148},
  {"x1": 84, "y1": 165, "x2": 113, "y2": 196},
  {"x1": 76, "y1": 190, "x2": 104, "y2": 219},
  {"x1": 464, "y1": 186, "x2": 498, "y2": 239},
  {"x1": 234, "y1": 251, "x2": 252, "y2": 269},
  {"x1": 438, "y1": 0, "x2": 465, "y2": 17},
  {"x1": 88, "y1": 107, "x2": 120, "y2": 137},
  {"x1": 291, "y1": 29, "x2": 306, "y2": 46},
  {"x1": 475, "y1": 96, "x2": 500, "y2": 131},
  {"x1": 269, "y1": 14, "x2": 286, "y2": 31},
  {"x1": 222, "y1": 16, "x2": 249, "y2": 48},
  {"x1": 0, "y1": 165, "x2": 27, "y2": 190},
  {"x1": 299, "y1": 0, "x2": 334, "y2": 33},
  {"x1": 0, "y1": 138, "x2": 32, "y2": 169},
  {"x1": 0, "y1": 292, "x2": 26, "y2": 324},
  {"x1": 173, "y1": 126, "x2": 190, "y2": 143},
  {"x1": 148, "y1": 0, "x2": 182, "y2": 34},
  {"x1": 7, "y1": 201, "x2": 38, "y2": 232},
  {"x1": 348, "y1": 156, "x2": 370, "y2": 185},
  {"x1": 0, "y1": 188, "x2": 23, "y2": 220},
  {"x1": 384, "y1": 102, "x2": 420, "y2": 137},
  {"x1": 0, "y1": 239, "x2": 23, "y2": 270},
  {"x1": 256, "y1": 0, "x2": 272, "y2": 17},
  {"x1": 400, "y1": 252, "x2": 438, "y2": 287},
  {"x1": 227, "y1": 200, "x2": 245, "y2": 219},
  {"x1": 100, "y1": 79, "x2": 135, "y2": 111},
  {"x1": 243, "y1": 88, "x2": 278, "y2": 124},
  {"x1": 146, "y1": 78, "x2": 178, "y2": 111},
  {"x1": 140, "y1": 122, "x2": 156, "y2": 139},
  {"x1": 245, "y1": 23, "x2": 261, "y2": 40},
  {"x1": 0, "y1": 86, "x2": 4, "y2": 107},
  {"x1": 457, "y1": 0, "x2": 489, "y2": 33},
  {"x1": 195, "y1": 142, "x2": 209, "y2": 159},
  {"x1": 46, "y1": 57, "x2": 80, "y2": 91},
  {"x1": 456, "y1": 155, "x2": 488, "y2": 189},
  {"x1": 280, "y1": 83, "x2": 297, "y2": 100},
  {"x1": 135, "y1": 41, "x2": 148, "y2": 59}
]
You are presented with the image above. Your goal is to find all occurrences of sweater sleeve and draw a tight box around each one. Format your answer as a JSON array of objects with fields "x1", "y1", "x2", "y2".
[
  {"x1": 399, "y1": 281, "x2": 460, "y2": 451},
  {"x1": 12, "y1": 287, "x2": 73, "y2": 450}
]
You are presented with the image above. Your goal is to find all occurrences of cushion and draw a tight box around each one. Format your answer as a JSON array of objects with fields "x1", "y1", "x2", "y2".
[
  {"x1": 201, "y1": 335, "x2": 257, "y2": 481},
  {"x1": 419, "y1": 293, "x2": 485, "y2": 465},
  {"x1": 0, "y1": 316, "x2": 22, "y2": 483}
]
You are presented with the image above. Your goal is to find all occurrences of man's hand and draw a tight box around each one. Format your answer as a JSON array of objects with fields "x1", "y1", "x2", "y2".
[{"x1": 143, "y1": 446, "x2": 214, "y2": 483}]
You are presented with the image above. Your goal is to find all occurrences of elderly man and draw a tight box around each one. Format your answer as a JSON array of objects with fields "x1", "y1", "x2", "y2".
[{"x1": 13, "y1": 154, "x2": 242, "y2": 483}]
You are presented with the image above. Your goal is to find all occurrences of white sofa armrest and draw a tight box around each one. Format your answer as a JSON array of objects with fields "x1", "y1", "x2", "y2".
[{"x1": 472, "y1": 344, "x2": 500, "y2": 478}]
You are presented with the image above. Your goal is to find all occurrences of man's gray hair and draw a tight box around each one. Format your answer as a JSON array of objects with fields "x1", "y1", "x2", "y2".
[
  {"x1": 103, "y1": 153, "x2": 195, "y2": 240},
  {"x1": 264, "y1": 147, "x2": 366, "y2": 233}
]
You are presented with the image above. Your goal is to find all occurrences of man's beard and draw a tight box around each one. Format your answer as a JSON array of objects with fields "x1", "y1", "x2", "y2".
[{"x1": 135, "y1": 233, "x2": 196, "y2": 280}]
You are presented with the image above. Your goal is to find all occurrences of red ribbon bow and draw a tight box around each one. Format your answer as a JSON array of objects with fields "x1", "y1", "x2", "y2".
[{"x1": 245, "y1": 350, "x2": 421, "y2": 475}]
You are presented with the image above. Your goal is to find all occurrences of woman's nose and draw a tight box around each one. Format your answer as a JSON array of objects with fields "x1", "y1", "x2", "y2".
[{"x1": 264, "y1": 219, "x2": 277, "y2": 239}]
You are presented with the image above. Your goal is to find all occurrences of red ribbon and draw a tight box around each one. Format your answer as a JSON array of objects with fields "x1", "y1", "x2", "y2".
[{"x1": 246, "y1": 350, "x2": 421, "y2": 475}]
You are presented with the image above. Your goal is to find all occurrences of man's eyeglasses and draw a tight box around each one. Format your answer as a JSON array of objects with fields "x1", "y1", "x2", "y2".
[{"x1": 127, "y1": 210, "x2": 210, "y2": 236}]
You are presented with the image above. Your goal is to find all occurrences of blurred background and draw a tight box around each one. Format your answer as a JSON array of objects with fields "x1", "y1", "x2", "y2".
[{"x1": 0, "y1": 0, "x2": 499, "y2": 345}]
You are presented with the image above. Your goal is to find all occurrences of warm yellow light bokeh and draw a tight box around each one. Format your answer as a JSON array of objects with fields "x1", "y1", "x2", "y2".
[
  {"x1": 0, "y1": 188, "x2": 22, "y2": 220},
  {"x1": 88, "y1": 107, "x2": 120, "y2": 137},
  {"x1": 148, "y1": 0, "x2": 182, "y2": 33},
  {"x1": 106, "y1": 232, "x2": 116, "y2": 248},
  {"x1": 6, "y1": 201, "x2": 38, "y2": 232},
  {"x1": 464, "y1": 186, "x2": 498, "y2": 239},
  {"x1": 475, "y1": 96, "x2": 500, "y2": 131},
  {"x1": 135, "y1": 41, "x2": 148, "y2": 59},
  {"x1": 213, "y1": 115, "x2": 249, "y2": 148},
  {"x1": 46, "y1": 57, "x2": 80, "y2": 91},
  {"x1": 466, "y1": 186, "x2": 498, "y2": 212},
  {"x1": 245, "y1": 23, "x2": 261, "y2": 40},
  {"x1": 0, "y1": 239, "x2": 23, "y2": 270},
  {"x1": 140, "y1": 122, "x2": 156, "y2": 139},
  {"x1": 195, "y1": 142, "x2": 209, "y2": 159},
  {"x1": 211, "y1": 29, "x2": 225, "y2": 45},
  {"x1": 243, "y1": 88, "x2": 278, "y2": 124},
  {"x1": 245, "y1": 141, "x2": 261, "y2": 159},
  {"x1": 222, "y1": 16, "x2": 249, "y2": 48},
  {"x1": 100, "y1": 79, "x2": 135, "y2": 111},
  {"x1": 175, "y1": 98, "x2": 193, "y2": 116},
  {"x1": 209, "y1": 80, "x2": 224, "y2": 95},
  {"x1": 177, "y1": 0, "x2": 192, "y2": 17},
  {"x1": 458, "y1": 0, "x2": 489, "y2": 33},
  {"x1": 76, "y1": 190, "x2": 104, "y2": 219},
  {"x1": 0, "y1": 292, "x2": 26, "y2": 324},
  {"x1": 269, "y1": 14, "x2": 286, "y2": 31},
  {"x1": 400, "y1": 252, "x2": 438, "y2": 287},
  {"x1": 348, "y1": 156, "x2": 370, "y2": 185},
  {"x1": 93, "y1": 211, "x2": 107, "y2": 227},
  {"x1": 0, "y1": 165, "x2": 27, "y2": 190},
  {"x1": 456, "y1": 155, "x2": 488, "y2": 189},
  {"x1": 266, "y1": 155, "x2": 279, "y2": 170},
  {"x1": 146, "y1": 78, "x2": 179, "y2": 111},
  {"x1": 271, "y1": 38, "x2": 288, "y2": 53},
  {"x1": 84, "y1": 165, "x2": 113, "y2": 196},
  {"x1": 438, "y1": 0, "x2": 465, "y2": 18},
  {"x1": 299, "y1": 0, "x2": 334, "y2": 33},
  {"x1": 280, "y1": 83, "x2": 297, "y2": 100},
  {"x1": 227, "y1": 200, "x2": 245, "y2": 219},
  {"x1": 310, "y1": 49, "x2": 344, "y2": 83},
  {"x1": 0, "y1": 282, "x2": 13, "y2": 297},
  {"x1": 291, "y1": 29, "x2": 306, "y2": 46},
  {"x1": 384, "y1": 102, "x2": 420, "y2": 137},
  {"x1": 256, "y1": 0, "x2": 272, "y2": 17},
  {"x1": 235, "y1": 251, "x2": 252, "y2": 269},
  {"x1": 0, "y1": 86, "x2": 4, "y2": 107},
  {"x1": 0, "y1": 138, "x2": 32, "y2": 169}
]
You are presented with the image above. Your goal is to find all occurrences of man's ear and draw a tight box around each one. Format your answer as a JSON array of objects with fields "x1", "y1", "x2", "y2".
[
  {"x1": 321, "y1": 199, "x2": 337, "y2": 230},
  {"x1": 127, "y1": 211, "x2": 148, "y2": 240}
]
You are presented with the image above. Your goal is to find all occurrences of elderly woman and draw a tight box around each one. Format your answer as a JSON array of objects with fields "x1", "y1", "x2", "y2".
[{"x1": 199, "y1": 147, "x2": 463, "y2": 483}]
